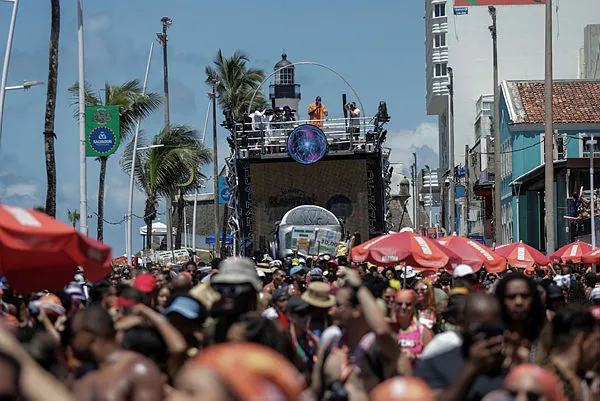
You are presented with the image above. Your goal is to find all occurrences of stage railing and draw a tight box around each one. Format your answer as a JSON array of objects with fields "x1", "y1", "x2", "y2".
[{"x1": 235, "y1": 116, "x2": 375, "y2": 155}]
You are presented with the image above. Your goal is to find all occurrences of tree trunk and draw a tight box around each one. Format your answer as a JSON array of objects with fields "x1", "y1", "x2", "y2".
[
  {"x1": 175, "y1": 190, "x2": 185, "y2": 249},
  {"x1": 97, "y1": 157, "x2": 108, "y2": 241},
  {"x1": 144, "y1": 195, "x2": 156, "y2": 249},
  {"x1": 43, "y1": 0, "x2": 60, "y2": 218}
]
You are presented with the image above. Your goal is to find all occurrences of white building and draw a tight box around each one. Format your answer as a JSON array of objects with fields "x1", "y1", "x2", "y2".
[{"x1": 425, "y1": 0, "x2": 600, "y2": 172}]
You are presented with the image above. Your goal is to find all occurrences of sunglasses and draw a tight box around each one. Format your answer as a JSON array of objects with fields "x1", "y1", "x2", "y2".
[
  {"x1": 508, "y1": 390, "x2": 542, "y2": 401},
  {"x1": 396, "y1": 302, "x2": 413, "y2": 307}
]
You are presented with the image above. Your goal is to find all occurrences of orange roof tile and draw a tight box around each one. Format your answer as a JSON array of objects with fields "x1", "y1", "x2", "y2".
[{"x1": 516, "y1": 81, "x2": 600, "y2": 124}]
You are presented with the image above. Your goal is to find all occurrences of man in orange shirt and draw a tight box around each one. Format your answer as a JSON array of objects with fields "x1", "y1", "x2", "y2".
[{"x1": 308, "y1": 96, "x2": 328, "y2": 127}]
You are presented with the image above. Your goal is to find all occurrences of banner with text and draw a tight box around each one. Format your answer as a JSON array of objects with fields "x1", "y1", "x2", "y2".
[
  {"x1": 454, "y1": 0, "x2": 544, "y2": 5},
  {"x1": 85, "y1": 106, "x2": 120, "y2": 157}
]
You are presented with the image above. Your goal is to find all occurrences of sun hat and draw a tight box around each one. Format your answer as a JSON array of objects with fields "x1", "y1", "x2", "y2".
[
  {"x1": 211, "y1": 257, "x2": 261, "y2": 292},
  {"x1": 302, "y1": 282, "x2": 335, "y2": 308},
  {"x1": 133, "y1": 274, "x2": 157, "y2": 293},
  {"x1": 163, "y1": 296, "x2": 206, "y2": 321},
  {"x1": 453, "y1": 264, "x2": 475, "y2": 279},
  {"x1": 31, "y1": 293, "x2": 65, "y2": 316},
  {"x1": 290, "y1": 265, "x2": 305, "y2": 277}
]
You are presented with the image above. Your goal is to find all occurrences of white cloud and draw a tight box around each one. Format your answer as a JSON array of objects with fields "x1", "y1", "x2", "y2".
[
  {"x1": 87, "y1": 14, "x2": 112, "y2": 32},
  {"x1": 3, "y1": 184, "x2": 38, "y2": 200},
  {"x1": 386, "y1": 122, "x2": 439, "y2": 173}
]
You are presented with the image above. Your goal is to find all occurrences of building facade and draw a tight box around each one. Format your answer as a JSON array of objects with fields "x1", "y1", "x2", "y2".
[{"x1": 499, "y1": 80, "x2": 600, "y2": 251}]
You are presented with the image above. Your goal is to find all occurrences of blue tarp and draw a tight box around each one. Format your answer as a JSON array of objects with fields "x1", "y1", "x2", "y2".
[{"x1": 205, "y1": 233, "x2": 233, "y2": 244}]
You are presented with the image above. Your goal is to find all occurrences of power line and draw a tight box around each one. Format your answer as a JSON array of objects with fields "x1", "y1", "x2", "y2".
[{"x1": 473, "y1": 138, "x2": 544, "y2": 155}]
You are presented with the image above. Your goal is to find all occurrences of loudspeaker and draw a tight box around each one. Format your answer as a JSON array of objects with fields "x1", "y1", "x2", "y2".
[
  {"x1": 239, "y1": 148, "x2": 249, "y2": 159},
  {"x1": 365, "y1": 143, "x2": 375, "y2": 153}
]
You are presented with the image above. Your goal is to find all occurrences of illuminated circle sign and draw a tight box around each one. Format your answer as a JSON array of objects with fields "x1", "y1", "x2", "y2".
[
  {"x1": 287, "y1": 124, "x2": 327, "y2": 165},
  {"x1": 89, "y1": 127, "x2": 117, "y2": 155}
]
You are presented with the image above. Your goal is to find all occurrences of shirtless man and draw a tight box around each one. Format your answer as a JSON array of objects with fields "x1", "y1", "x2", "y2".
[
  {"x1": 71, "y1": 306, "x2": 164, "y2": 401},
  {"x1": 263, "y1": 269, "x2": 285, "y2": 294}
]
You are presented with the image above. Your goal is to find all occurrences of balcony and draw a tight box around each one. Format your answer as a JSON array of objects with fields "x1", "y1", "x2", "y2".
[
  {"x1": 476, "y1": 94, "x2": 494, "y2": 120},
  {"x1": 233, "y1": 116, "x2": 379, "y2": 159}
]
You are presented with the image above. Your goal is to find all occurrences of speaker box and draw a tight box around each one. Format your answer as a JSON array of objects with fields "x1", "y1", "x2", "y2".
[{"x1": 239, "y1": 148, "x2": 249, "y2": 159}]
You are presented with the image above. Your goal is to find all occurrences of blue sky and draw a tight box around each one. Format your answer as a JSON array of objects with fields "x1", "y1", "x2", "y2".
[{"x1": 0, "y1": 0, "x2": 438, "y2": 255}]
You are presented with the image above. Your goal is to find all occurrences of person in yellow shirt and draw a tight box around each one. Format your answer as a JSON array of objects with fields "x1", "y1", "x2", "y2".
[{"x1": 307, "y1": 96, "x2": 328, "y2": 127}]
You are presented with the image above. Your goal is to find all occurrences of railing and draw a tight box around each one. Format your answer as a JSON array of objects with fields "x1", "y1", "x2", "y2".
[{"x1": 234, "y1": 116, "x2": 376, "y2": 156}]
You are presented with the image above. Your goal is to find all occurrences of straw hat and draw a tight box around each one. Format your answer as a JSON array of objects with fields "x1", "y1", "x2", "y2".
[{"x1": 301, "y1": 282, "x2": 335, "y2": 308}]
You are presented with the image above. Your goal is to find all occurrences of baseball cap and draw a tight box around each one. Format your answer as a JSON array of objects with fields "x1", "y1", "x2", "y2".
[
  {"x1": 453, "y1": 264, "x2": 475, "y2": 278},
  {"x1": 163, "y1": 296, "x2": 207, "y2": 321},
  {"x1": 310, "y1": 268, "x2": 324, "y2": 278},
  {"x1": 290, "y1": 265, "x2": 305, "y2": 277},
  {"x1": 211, "y1": 257, "x2": 261, "y2": 292},
  {"x1": 547, "y1": 283, "x2": 565, "y2": 300},
  {"x1": 133, "y1": 274, "x2": 157, "y2": 293}
]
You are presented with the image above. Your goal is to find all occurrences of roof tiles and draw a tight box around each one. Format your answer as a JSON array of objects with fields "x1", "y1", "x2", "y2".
[{"x1": 516, "y1": 81, "x2": 600, "y2": 124}]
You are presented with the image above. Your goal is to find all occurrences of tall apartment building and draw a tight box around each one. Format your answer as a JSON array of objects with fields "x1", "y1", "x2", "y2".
[{"x1": 425, "y1": 0, "x2": 600, "y2": 173}]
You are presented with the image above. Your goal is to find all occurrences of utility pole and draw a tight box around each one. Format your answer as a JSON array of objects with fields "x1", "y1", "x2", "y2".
[
  {"x1": 157, "y1": 16, "x2": 173, "y2": 251},
  {"x1": 589, "y1": 139, "x2": 597, "y2": 249},
  {"x1": 448, "y1": 67, "x2": 456, "y2": 235},
  {"x1": 465, "y1": 144, "x2": 470, "y2": 237},
  {"x1": 0, "y1": 0, "x2": 18, "y2": 146},
  {"x1": 543, "y1": 0, "x2": 555, "y2": 253},
  {"x1": 413, "y1": 152, "x2": 418, "y2": 231},
  {"x1": 489, "y1": 6, "x2": 501, "y2": 246},
  {"x1": 77, "y1": 0, "x2": 87, "y2": 235},
  {"x1": 211, "y1": 84, "x2": 220, "y2": 255}
]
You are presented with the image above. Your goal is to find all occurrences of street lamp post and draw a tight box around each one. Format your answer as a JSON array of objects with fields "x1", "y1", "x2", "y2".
[
  {"x1": 77, "y1": 0, "x2": 87, "y2": 235},
  {"x1": 0, "y1": 0, "x2": 19, "y2": 145},
  {"x1": 126, "y1": 42, "x2": 154, "y2": 266},
  {"x1": 588, "y1": 139, "x2": 597, "y2": 250},
  {"x1": 425, "y1": 165, "x2": 433, "y2": 227}
]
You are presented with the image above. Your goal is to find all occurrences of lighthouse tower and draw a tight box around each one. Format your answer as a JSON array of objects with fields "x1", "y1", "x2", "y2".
[{"x1": 269, "y1": 53, "x2": 301, "y2": 113}]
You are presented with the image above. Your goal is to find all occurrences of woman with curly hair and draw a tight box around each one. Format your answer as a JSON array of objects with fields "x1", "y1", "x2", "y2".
[{"x1": 414, "y1": 279, "x2": 436, "y2": 329}]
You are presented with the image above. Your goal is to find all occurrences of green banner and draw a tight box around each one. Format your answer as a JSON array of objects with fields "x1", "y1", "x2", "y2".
[{"x1": 85, "y1": 105, "x2": 120, "y2": 157}]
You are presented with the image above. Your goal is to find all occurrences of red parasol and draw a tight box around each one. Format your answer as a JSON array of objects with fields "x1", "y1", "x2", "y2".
[
  {"x1": 582, "y1": 248, "x2": 600, "y2": 264},
  {"x1": 494, "y1": 241, "x2": 551, "y2": 269},
  {"x1": 437, "y1": 235, "x2": 506, "y2": 273},
  {"x1": 351, "y1": 232, "x2": 450, "y2": 269},
  {"x1": 0, "y1": 205, "x2": 112, "y2": 292},
  {"x1": 549, "y1": 241, "x2": 592, "y2": 264}
]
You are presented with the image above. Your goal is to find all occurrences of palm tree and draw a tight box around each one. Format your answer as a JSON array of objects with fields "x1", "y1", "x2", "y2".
[
  {"x1": 67, "y1": 209, "x2": 80, "y2": 228},
  {"x1": 69, "y1": 80, "x2": 162, "y2": 242},
  {"x1": 205, "y1": 49, "x2": 267, "y2": 121},
  {"x1": 43, "y1": 0, "x2": 60, "y2": 218},
  {"x1": 120, "y1": 125, "x2": 211, "y2": 249}
]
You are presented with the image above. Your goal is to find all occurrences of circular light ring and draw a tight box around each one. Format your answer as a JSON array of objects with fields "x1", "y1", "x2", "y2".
[{"x1": 287, "y1": 124, "x2": 327, "y2": 165}]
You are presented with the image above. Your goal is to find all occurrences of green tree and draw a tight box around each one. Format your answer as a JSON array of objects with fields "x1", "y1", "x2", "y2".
[
  {"x1": 43, "y1": 0, "x2": 60, "y2": 218},
  {"x1": 69, "y1": 80, "x2": 162, "y2": 242},
  {"x1": 67, "y1": 208, "x2": 80, "y2": 229},
  {"x1": 205, "y1": 49, "x2": 267, "y2": 121},
  {"x1": 120, "y1": 125, "x2": 211, "y2": 249},
  {"x1": 33, "y1": 205, "x2": 46, "y2": 214}
]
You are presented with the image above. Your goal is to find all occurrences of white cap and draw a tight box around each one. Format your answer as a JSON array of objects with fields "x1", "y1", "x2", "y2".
[
  {"x1": 399, "y1": 266, "x2": 417, "y2": 279},
  {"x1": 399, "y1": 227, "x2": 414, "y2": 233},
  {"x1": 591, "y1": 286, "x2": 600, "y2": 300},
  {"x1": 453, "y1": 264, "x2": 475, "y2": 278}
]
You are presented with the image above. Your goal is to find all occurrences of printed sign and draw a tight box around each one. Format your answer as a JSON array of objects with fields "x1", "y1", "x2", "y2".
[
  {"x1": 315, "y1": 229, "x2": 342, "y2": 255},
  {"x1": 454, "y1": 0, "x2": 544, "y2": 5},
  {"x1": 218, "y1": 177, "x2": 230, "y2": 204},
  {"x1": 454, "y1": 7, "x2": 469, "y2": 14},
  {"x1": 85, "y1": 106, "x2": 120, "y2": 157},
  {"x1": 290, "y1": 228, "x2": 316, "y2": 253}
]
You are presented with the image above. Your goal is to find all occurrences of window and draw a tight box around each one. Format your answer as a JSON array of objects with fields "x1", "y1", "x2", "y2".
[
  {"x1": 433, "y1": 33, "x2": 446, "y2": 48},
  {"x1": 434, "y1": 3, "x2": 446, "y2": 18},
  {"x1": 434, "y1": 62, "x2": 447, "y2": 77}
]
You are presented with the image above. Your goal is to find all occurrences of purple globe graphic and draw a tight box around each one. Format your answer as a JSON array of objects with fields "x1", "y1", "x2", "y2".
[{"x1": 287, "y1": 124, "x2": 328, "y2": 165}]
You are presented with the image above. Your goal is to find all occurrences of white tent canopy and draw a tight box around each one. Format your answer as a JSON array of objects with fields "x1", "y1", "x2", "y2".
[{"x1": 139, "y1": 221, "x2": 174, "y2": 236}]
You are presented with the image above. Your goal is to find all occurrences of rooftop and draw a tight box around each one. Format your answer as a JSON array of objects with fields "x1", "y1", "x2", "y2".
[{"x1": 503, "y1": 80, "x2": 600, "y2": 125}]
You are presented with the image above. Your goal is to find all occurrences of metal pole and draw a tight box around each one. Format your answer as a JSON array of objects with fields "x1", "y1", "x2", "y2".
[
  {"x1": 77, "y1": 0, "x2": 87, "y2": 235},
  {"x1": 489, "y1": 6, "x2": 502, "y2": 246},
  {"x1": 448, "y1": 67, "x2": 456, "y2": 235},
  {"x1": 465, "y1": 144, "x2": 470, "y2": 236},
  {"x1": 413, "y1": 152, "x2": 418, "y2": 231},
  {"x1": 127, "y1": 42, "x2": 154, "y2": 266},
  {"x1": 515, "y1": 185, "x2": 521, "y2": 242},
  {"x1": 192, "y1": 188, "x2": 198, "y2": 252},
  {"x1": 212, "y1": 85, "x2": 220, "y2": 254},
  {"x1": 544, "y1": 0, "x2": 555, "y2": 253},
  {"x1": 428, "y1": 167, "x2": 433, "y2": 227},
  {"x1": 0, "y1": 0, "x2": 18, "y2": 146},
  {"x1": 589, "y1": 139, "x2": 597, "y2": 249},
  {"x1": 183, "y1": 203, "x2": 187, "y2": 248}
]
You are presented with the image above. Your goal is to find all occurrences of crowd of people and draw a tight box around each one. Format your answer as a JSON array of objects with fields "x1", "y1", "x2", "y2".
[{"x1": 0, "y1": 252, "x2": 599, "y2": 400}]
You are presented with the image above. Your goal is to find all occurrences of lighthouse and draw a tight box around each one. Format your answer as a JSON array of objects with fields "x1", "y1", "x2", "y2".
[{"x1": 269, "y1": 53, "x2": 301, "y2": 113}]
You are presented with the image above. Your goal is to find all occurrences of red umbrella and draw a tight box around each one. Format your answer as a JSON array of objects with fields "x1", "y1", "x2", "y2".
[
  {"x1": 351, "y1": 232, "x2": 449, "y2": 269},
  {"x1": 494, "y1": 241, "x2": 551, "y2": 269},
  {"x1": 0, "y1": 204, "x2": 112, "y2": 292},
  {"x1": 549, "y1": 241, "x2": 592, "y2": 264},
  {"x1": 437, "y1": 235, "x2": 506, "y2": 273},
  {"x1": 582, "y1": 248, "x2": 600, "y2": 264}
]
